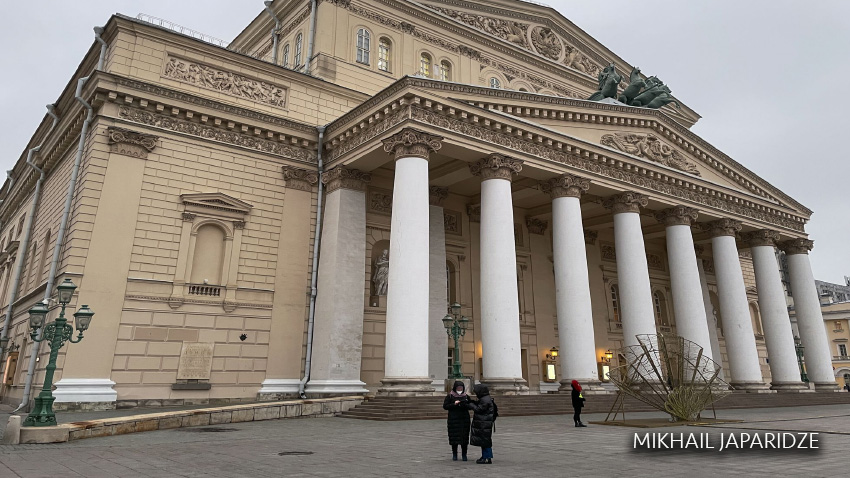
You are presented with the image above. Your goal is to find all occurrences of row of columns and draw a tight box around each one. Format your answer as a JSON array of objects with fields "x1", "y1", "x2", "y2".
[{"x1": 305, "y1": 127, "x2": 836, "y2": 396}]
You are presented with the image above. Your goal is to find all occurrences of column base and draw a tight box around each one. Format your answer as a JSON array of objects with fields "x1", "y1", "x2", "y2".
[
  {"x1": 482, "y1": 378, "x2": 529, "y2": 395},
  {"x1": 770, "y1": 381, "x2": 814, "y2": 393},
  {"x1": 377, "y1": 377, "x2": 437, "y2": 397},
  {"x1": 305, "y1": 379, "x2": 369, "y2": 396},
  {"x1": 730, "y1": 381, "x2": 772, "y2": 393},
  {"x1": 258, "y1": 379, "x2": 301, "y2": 395},
  {"x1": 814, "y1": 382, "x2": 840, "y2": 392},
  {"x1": 53, "y1": 378, "x2": 117, "y2": 404}
]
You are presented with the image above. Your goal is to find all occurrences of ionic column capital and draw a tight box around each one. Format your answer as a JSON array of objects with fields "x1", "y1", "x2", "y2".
[
  {"x1": 467, "y1": 204, "x2": 481, "y2": 223},
  {"x1": 469, "y1": 154, "x2": 523, "y2": 181},
  {"x1": 779, "y1": 238, "x2": 814, "y2": 255},
  {"x1": 654, "y1": 206, "x2": 699, "y2": 227},
  {"x1": 429, "y1": 186, "x2": 449, "y2": 206},
  {"x1": 584, "y1": 229, "x2": 598, "y2": 245},
  {"x1": 602, "y1": 191, "x2": 648, "y2": 214},
  {"x1": 282, "y1": 166, "x2": 319, "y2": 191},
  {"x1": 702, "y1": 219, "x2": 742, "y2": 238},
  {"x1": 526, "y1": 217, "x2": 548, "y2": 235},
  {"x1": 741, "y1": 229, "x2": 780, "y2": 248},
  {"x1": 321, "y1": 166, "x2": 372, "y2": 193},
  {"x1": 382, "y1": 128, "x2": 443, "y2": 161},
  {"x1": 540, "y1": 174, "x2": 590, "y2": 199}
]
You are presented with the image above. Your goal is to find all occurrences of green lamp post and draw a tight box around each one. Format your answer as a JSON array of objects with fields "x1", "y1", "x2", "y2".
[
  {"x1": 794, "y1": 335, "x2": 809, "y2": 383},
  {"x1": 442, "y1": 302, "x2": 469, "y2": 380},
  {"x1": 23, "y1": 279, "x2": 95, "y2": 427}
]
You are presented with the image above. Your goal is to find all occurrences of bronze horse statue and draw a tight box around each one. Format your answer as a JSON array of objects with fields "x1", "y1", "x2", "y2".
[
  {"x1": 588, "y1": 63, "x2": 621, "y2": 101},
  {"x1": 618, "y1": 67, "x2": 645, "y2": 104}
]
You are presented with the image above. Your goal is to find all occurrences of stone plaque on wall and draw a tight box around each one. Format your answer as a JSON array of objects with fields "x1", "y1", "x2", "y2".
[{"x1": 176, "y1": 342, "x2": 214, "y2": 380}]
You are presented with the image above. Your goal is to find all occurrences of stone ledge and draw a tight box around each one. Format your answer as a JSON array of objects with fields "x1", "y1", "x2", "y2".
[{"x1": 13, "y1": 396, "x2": 364, "y2": 444}]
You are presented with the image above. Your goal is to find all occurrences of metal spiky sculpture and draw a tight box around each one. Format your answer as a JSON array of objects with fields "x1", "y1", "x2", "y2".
[{"x1": 607, "y1": 334, "x2": 732, "y2": 422}]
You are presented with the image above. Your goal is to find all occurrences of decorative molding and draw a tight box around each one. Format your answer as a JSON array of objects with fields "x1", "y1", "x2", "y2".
[
  {"x1": 282, "y1": 166, "x2": 319, "y2": 192},
  {"x1": 702, "y1": 259, "x2": 715, "y2": 275},
  {"x1": 702, "y1": 219, "x2": 742, "y2": 238},
  {"x1": 526, "y1": 217, "x2": 548, "y2": 235},
  {"x1": 601, "y1": 132, "x2": 700, "y2": 176},
  {"x1": 106, "y1": 126, "x2": 157, "y2": 159},
  {"x1": 655, "y1": 206, "x2": 699, "y2": 227},
  {"x1": 469, "y1": 154, "x2": 523, "y2": 181},
  {"x1": 382, "y1": 128, "x2": 443, "y2": 160},
  {"x1": 444, "y1": 209, "x2": 462, "y2": 235},
  {"x1": 118, "y1": 106, "x2": 316, "y2": 163},
  {"x1": 181, "y1": 193, "x2": 253, "y2": 219},
  {"x1": 467, "y1": 204, "x2": 481, "y2": 223},
  {"x1": 646, "y1": 253, "x2": 665, "y2": 271},
  {"x1": 738, "y1": 250, "x2": 753, "y2": 259},
  {"x1": 531, "y1": 26, "x2": 563, "y2": 61},
  {"x1": 602, "y1": 191, "x2": 648, "y2": 214},
  {"x1": 163, "y1": 56, "x2": 287, "y2": 108},
  {"x1": 328, "y1": 106, "x2": 409, "y2": 162},
  {"x1": 584, "y1": 229, "x2": 598, "y2": 245},
  {"x1": 600, "y1": 242, "x2": 616, "y2": 262},
  {"x1": 181, "y1": 213, "x2": 196, "y2": 222},
  {"x1": 232, "y1": 221, "x2": 246, "y2": 230},
  {"x1": 368, "y1": 187, "x2": 393, "y2": 215},
  {"x1": 540, "y1": 173, "x2": 589, "y2": 199},
  {"x1": 429, "y1": 186, "x2": 449, "y2": 206},
  {"x1": 779, "y1": 238, "x2": 814, "y2": 256},
  {"x1": 741, "y1": 229, "x2": 780, "y2": 248},
  {"x1": 322, "y1": 166, "x2": 371, "y2": 194},
  {"x1": 694, "y1": 244, "x2": 705, "y2": 257}
]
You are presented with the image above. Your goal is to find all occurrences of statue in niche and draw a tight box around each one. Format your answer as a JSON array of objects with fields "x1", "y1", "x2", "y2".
[{"x1": 372, "y1": 249, "x2": 390, "y2": 296}]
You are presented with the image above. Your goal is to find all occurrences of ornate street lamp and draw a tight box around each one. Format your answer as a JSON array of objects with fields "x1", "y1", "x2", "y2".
[
  {"x1": 794, "y1": 335, "x2": 809, "y2": 383},
  {"x1": 23, "y1": 279, "x2": 95, "y2": 427},
  {"x1": 442, "y1": 302, "x2": 469, "y2": 380}
]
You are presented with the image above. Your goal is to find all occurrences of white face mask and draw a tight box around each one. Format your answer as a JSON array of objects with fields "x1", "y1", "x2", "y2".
[{"x1": 456, "y1": 388, "x2": 464, "y2": 393}]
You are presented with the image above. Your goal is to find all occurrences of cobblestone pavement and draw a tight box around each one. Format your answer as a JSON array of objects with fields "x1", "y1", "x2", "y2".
[{"x1": 1, "y1": 405, "x2": 849, "y2": 477}]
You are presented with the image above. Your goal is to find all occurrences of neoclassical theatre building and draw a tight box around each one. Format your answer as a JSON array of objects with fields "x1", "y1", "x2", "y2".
[{"x1": 0, "y1": 0, "x2": 837, "y2": 407}]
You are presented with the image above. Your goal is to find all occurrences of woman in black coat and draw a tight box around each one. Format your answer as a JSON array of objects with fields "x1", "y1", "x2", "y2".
[
  {"x1": 467, "y1": 384, "x2": 495, "y2": 464},
  {"x1": 442, "y1": 380, "x2": 471, "y2": 461},
  {"x1": 571, "y1": 380, "x2": 587, "y2": 427}
]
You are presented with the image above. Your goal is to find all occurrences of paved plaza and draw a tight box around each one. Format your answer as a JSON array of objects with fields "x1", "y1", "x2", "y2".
[{"x1": 1, "y1": 404, "x2": 849, "y2": 477}]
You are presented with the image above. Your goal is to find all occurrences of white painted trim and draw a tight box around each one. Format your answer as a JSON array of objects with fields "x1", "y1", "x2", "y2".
[
  {"x1": 258, "y1": 379, "x2": 301, "y2": 394},
  {"x1": 53, "y1": 378, "x2": 117, "y2": 403},
  {"x1": 305, "y1": 379, "x2": 369, "y2": 394}
]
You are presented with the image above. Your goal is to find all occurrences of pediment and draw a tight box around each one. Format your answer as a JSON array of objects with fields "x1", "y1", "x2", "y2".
[{"x1": 180, "y1": 193, "x2": 253, "y2": 217}]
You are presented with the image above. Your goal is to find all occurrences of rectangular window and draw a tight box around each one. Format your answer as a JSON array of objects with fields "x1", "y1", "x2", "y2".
[
  {"x1": 840, "y1": 344, "x2": 848, "y2": 357},
  {"x1": 378, "y1": 39, "x2": 390, "y2": 72}
]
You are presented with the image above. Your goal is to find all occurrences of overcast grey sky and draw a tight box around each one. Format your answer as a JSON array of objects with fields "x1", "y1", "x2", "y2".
[{"x1": 0, "y1": 1, "x2": 847, "y2": 283}]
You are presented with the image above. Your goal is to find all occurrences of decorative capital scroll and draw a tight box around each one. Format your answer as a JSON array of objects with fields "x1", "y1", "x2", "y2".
[
  {"x1": 106, "y1": 126, "x2": 158, "y2": 159},
  {"x1": 282, "y1": 166, "x2": 319, "y2": 192},
  {"x1": 584, "y1": 229, "x2": 598, "y2": 245},
  {"x1": 702, "y1": 219, "x2": 742, "y2": 238},
  {"x1": 382, "y1": 128, "x2": 443, "y2": 161},
  {"x1": 540, "y1": 174, "x2": 590, "y2": 199},
  {"x1": 741, "y1": 229, "x2": 780, "y2": 248},
  {"x1": 182, "y1": 212, "x2": 196, "y2": 222},
  {"x1": 779, "y1": 238, "x2": 814, "y2": 255},
  {"x1": 602, "y1": 191, "x2": 648, "y2": 214},
  {"x1": 467, "y1": 204, "x2": 481, "y2": 223},
  {"x1": 469, "y1": 154, "x2": 523, "y2": 181},
  {"x1": 233, "y1": 221, "x2": 246, "y2": 230},
  {"x1": 429, "y1": 186, "x2": 449, "y2": 206},
  {"x1": 655, "y1": 206, "x2": 699, "y2": 227},
  {"x1": 321, "y1": 166, "x2": 372, "y2": 194},
  {"x1": 526, "y1": 217, "x2": 548, "y2": 235}
]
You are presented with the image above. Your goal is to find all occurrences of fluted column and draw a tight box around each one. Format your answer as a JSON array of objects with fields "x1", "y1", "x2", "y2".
[
  {"x1": 742, "y1": 230, "x2": 806, "y2": 391},
  {"x1": 602, "y1": 192, "x2": 657, "y2": 349},
  {"x1": 780, "y1": 239, "x2": 838, "y2": 391},
  {"x1": 541, "y1": 175, "x2": 601, "y2": 392},
  {"x1": 655, "y1": 207, "x2": 713, "y2": 360},
  {"x1": 704, "y1": 219, "x2": 766, "y2": 390},
  {"x1": 470, "y1": 154, "x2": 527, "y2": 394},
  {"x1": 308, "y1": 167, "x2": 371, "y2": 395},
  {"x1": 695, "y1": 245, "x2": 724, "y2": 380},
  {"x1": 378, "y1": 129, "x2": 442, "y2": 396}
]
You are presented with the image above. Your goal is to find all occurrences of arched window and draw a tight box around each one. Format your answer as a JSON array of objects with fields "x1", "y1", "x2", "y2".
[
  {"x1": 294, "y1": 33, "x2": 303, "y2": 67},
  {"x1": 489, "y1": 77, "x2": 501, "y2": 89},
  {"x1": 190, "y1": 224, "x2": 227, "y2": 285},
  {"x1": 610, "y1": 284, "x2": 620, "y2": 322},
  {"x1": 420, "y1": 53, "x2": 432, "y2": 77},
  {"x1": 439, "y1": 60, "x2": 452, "y2": 81},
  {"x1": 356, "y1": 28, "x2": 371, "y2": 64},
  {"x1": 653, "y1": 291, "x2": 670, "y2": 327},
  {"x1": 282, "y1": 43, "x2": 290, "y2": 68},
  {"x1": 378, "y1": 37, "x2": 391, "y2": 72}
]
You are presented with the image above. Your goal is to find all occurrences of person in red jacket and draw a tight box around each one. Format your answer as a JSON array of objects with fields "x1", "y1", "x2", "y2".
[{"x1": 571, "y1": 380, "x2": 587, "y2": 427}]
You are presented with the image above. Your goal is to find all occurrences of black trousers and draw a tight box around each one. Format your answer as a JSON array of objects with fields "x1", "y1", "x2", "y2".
[
  {"x1": 573, "y1": 407, "x2": 582, "y2": 423},
  {"x1": 452, "y1": 443, "x2": 468, "y2": 455}
]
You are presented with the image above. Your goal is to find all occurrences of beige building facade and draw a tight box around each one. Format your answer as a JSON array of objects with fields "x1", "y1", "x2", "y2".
[{"x1": 0, "y1": 0, "x2": 837, "y2": 407}]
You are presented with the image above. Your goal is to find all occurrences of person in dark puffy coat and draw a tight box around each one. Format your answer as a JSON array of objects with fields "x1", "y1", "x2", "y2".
[
  {"x1": 571, "y1": 379, "x2": 587, "y2": 427},
  {"x1": 467, "y1": 383, "x2": 495, "y2": 464},
  {"x1": 442, "y1": 380, "x2": 471, "y2": 461}
]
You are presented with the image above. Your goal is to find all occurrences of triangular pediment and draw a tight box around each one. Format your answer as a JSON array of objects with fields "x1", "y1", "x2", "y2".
[{"x1": 180, "y1": 193, "x2": 253, "y2": 216}]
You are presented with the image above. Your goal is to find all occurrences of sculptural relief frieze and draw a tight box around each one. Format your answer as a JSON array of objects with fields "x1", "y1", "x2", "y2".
[
  {"x1": 425, "y1": 5, "x2": 529, "y2": 47},
  {"x1": 106, "y1": 126, "x2": 158, "y2": 159},
  {"x1": 327, "y1": 107, "x2": 410, "y2": 162},
  {"x1": 530, "y1": 27, "x2": 562, "y2": 61},
  {"x1": 163, "y1": 57, "x2": 287, "y2": 108},
  {"x1": 444, "y1": 210, "x2": 462, "y2": 236},
  {"x1": 118, "y1": 106, "x2": 315, "y2": 163},
  {"x1": 368, "y1": 187, "x2": 393, "y2": 215},
  {"x1": 601, "y1": 132, "x2": 700, "y2": 176}
]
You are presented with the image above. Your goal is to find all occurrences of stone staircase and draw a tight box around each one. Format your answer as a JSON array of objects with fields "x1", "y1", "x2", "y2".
[{"x1": 339, "y1": 391, "x2": 850, "y2": 421}]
